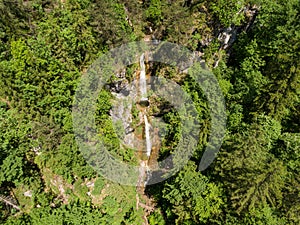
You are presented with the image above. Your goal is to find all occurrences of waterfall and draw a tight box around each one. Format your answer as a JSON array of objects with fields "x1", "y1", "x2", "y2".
[
  {"x1": 139, "y1": 53, "x2": 148, "y2": 101},
  {"x1": 144, "y1": 115, "x2": 152, "y2": 157},
  {"x1": 144, "y1": 165, "x2": 152, "y2": 187},
  {"x1": 139, "y1": 53, "x2": 152, "y2": 157}
]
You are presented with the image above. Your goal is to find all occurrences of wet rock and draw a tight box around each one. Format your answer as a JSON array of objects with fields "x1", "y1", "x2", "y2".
[
  {"x1": 139, "y1": 99, "x2": 150, "y2": 107},
  {"x1": 86, "y1": 181, "x2": 94, "y2": 188},
  {"x1": 24, "y1": 190, "x2": 32, "y2": 197}
]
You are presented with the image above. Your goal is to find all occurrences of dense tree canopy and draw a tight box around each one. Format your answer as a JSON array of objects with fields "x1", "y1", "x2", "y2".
[{"x1": 0, "y1": 0, "x2": 299, "y2": 224}]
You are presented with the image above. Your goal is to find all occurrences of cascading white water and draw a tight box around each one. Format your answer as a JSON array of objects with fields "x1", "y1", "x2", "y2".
[
  {"x1": 144, "y1": 115, "x2": 152, "y2": 157},
  {"x1": 139, "y1": 53, "x2": 152, "y2": 157},
  {"x1": 139, "y1": 53, "x2": 148, "y2": 101}
]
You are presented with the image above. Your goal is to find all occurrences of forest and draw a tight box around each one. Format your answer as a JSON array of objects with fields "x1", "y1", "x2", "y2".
[{"x1": 0, "y1": 0, "x2": 299, "y2": 224}]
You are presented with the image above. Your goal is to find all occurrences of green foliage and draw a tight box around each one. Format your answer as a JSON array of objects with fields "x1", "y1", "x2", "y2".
[
  {"x1": 0, "y1": 0, "x2": 29, "y2": 51},
  {"x1": 215, "y1": 116, "x2": 287, "y2": 214},
  {"x1": 0, "y1": 108, "x2": 33, "y2": 187},
  {"x1": 149, "y1": 210, "x2": 166, "y2": 225},
  {"x1": 146, "y1": 0, "x2": 163, "y2": 25},
  {"x1": 102, "y1": 196, "x2": 118, "y2": 216},
  {"x1": 231, "y1": 0, "x2": 300, "y2": 122},
  {"x1": 41, "y1": 134, "x2": 95, "y2": 183},
  {"x1": 5, "y1": 201, "x2": 105, "y2": 225},
  {"x1": 222, "y1": 205, "x2": 287, "y2": 225},
  {"x1": 275, "y1": 133, "x2": 300, "y2": 174},
  {"x1": 74, "y1": 178, "x2": 89, "y2": 199},
  {"x1": 209, "y1": 0, "x2": 246, "y2": 26},
  {"x1": 163, "y1": 162, "x2": 223, "y2": 224},
  {"x1": 91, "y1": 177, "x2": 105, "y2": 195},
  {"x1": 88, "y1": 0, "x2": 136, "y2": 46},
  {"x1": 246, "y1": 205, "x2": 287, "y2": 225},
  {"x1": 36, "y1": 1, "x2": 98, "y2": 69},
  {"x1": 0, "y1": 0, "x2": 300, "y2": 224}
]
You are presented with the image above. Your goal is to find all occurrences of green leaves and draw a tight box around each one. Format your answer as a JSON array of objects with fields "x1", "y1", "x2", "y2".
[
  {"x1": 229, "y1": 0, "x2": 300, "y2": 122},
  {"x1": 163, "y1": 162, "x2": 223, "y2": 224},
  {"x1": 16, "y1": 202, "x2": 104, "y2": 225},
  {"x1": 209, "y1": 0, "x2": 246, "y2": 26},
  {"x1": 146, "y1": 0, "x2": 164, "y2": 25},
  {"x1": 215, "y1": 116, "x2": 287, "y2": 214},
  {"x1": 41, "y1": 133, "x2": 95, "y2": 182},
  {"x1": 275, "y1": 133, "x2": 300, "y2": 174},
  {"x1": 0, "y1": 0, "x2": 299, "y2": 224},
  {"x1": 0, "y1": 108, "x2": 32, "y2": 187},
  {"x1": 0, "y1": 155, "x2": 24, "y2": 186},
  {"x1": 88, "y1": 0, "x2": 136, "y2": 47}
]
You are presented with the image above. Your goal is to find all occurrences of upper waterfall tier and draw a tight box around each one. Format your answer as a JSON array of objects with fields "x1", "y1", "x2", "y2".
[{"x1": 139, "y1": 53, "x2": 148, "y2": 101}]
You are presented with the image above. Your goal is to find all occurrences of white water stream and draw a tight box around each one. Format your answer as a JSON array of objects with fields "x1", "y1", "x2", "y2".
[
  {"x1": 139, "y1": 54, "x2": 148, "y2": 102},
  {"x1": 139, "y1": 53, "x2": 152, "y2": 157},
  {"x1": 144, "y1": 115, "x2": 152, "y2": 157}
]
